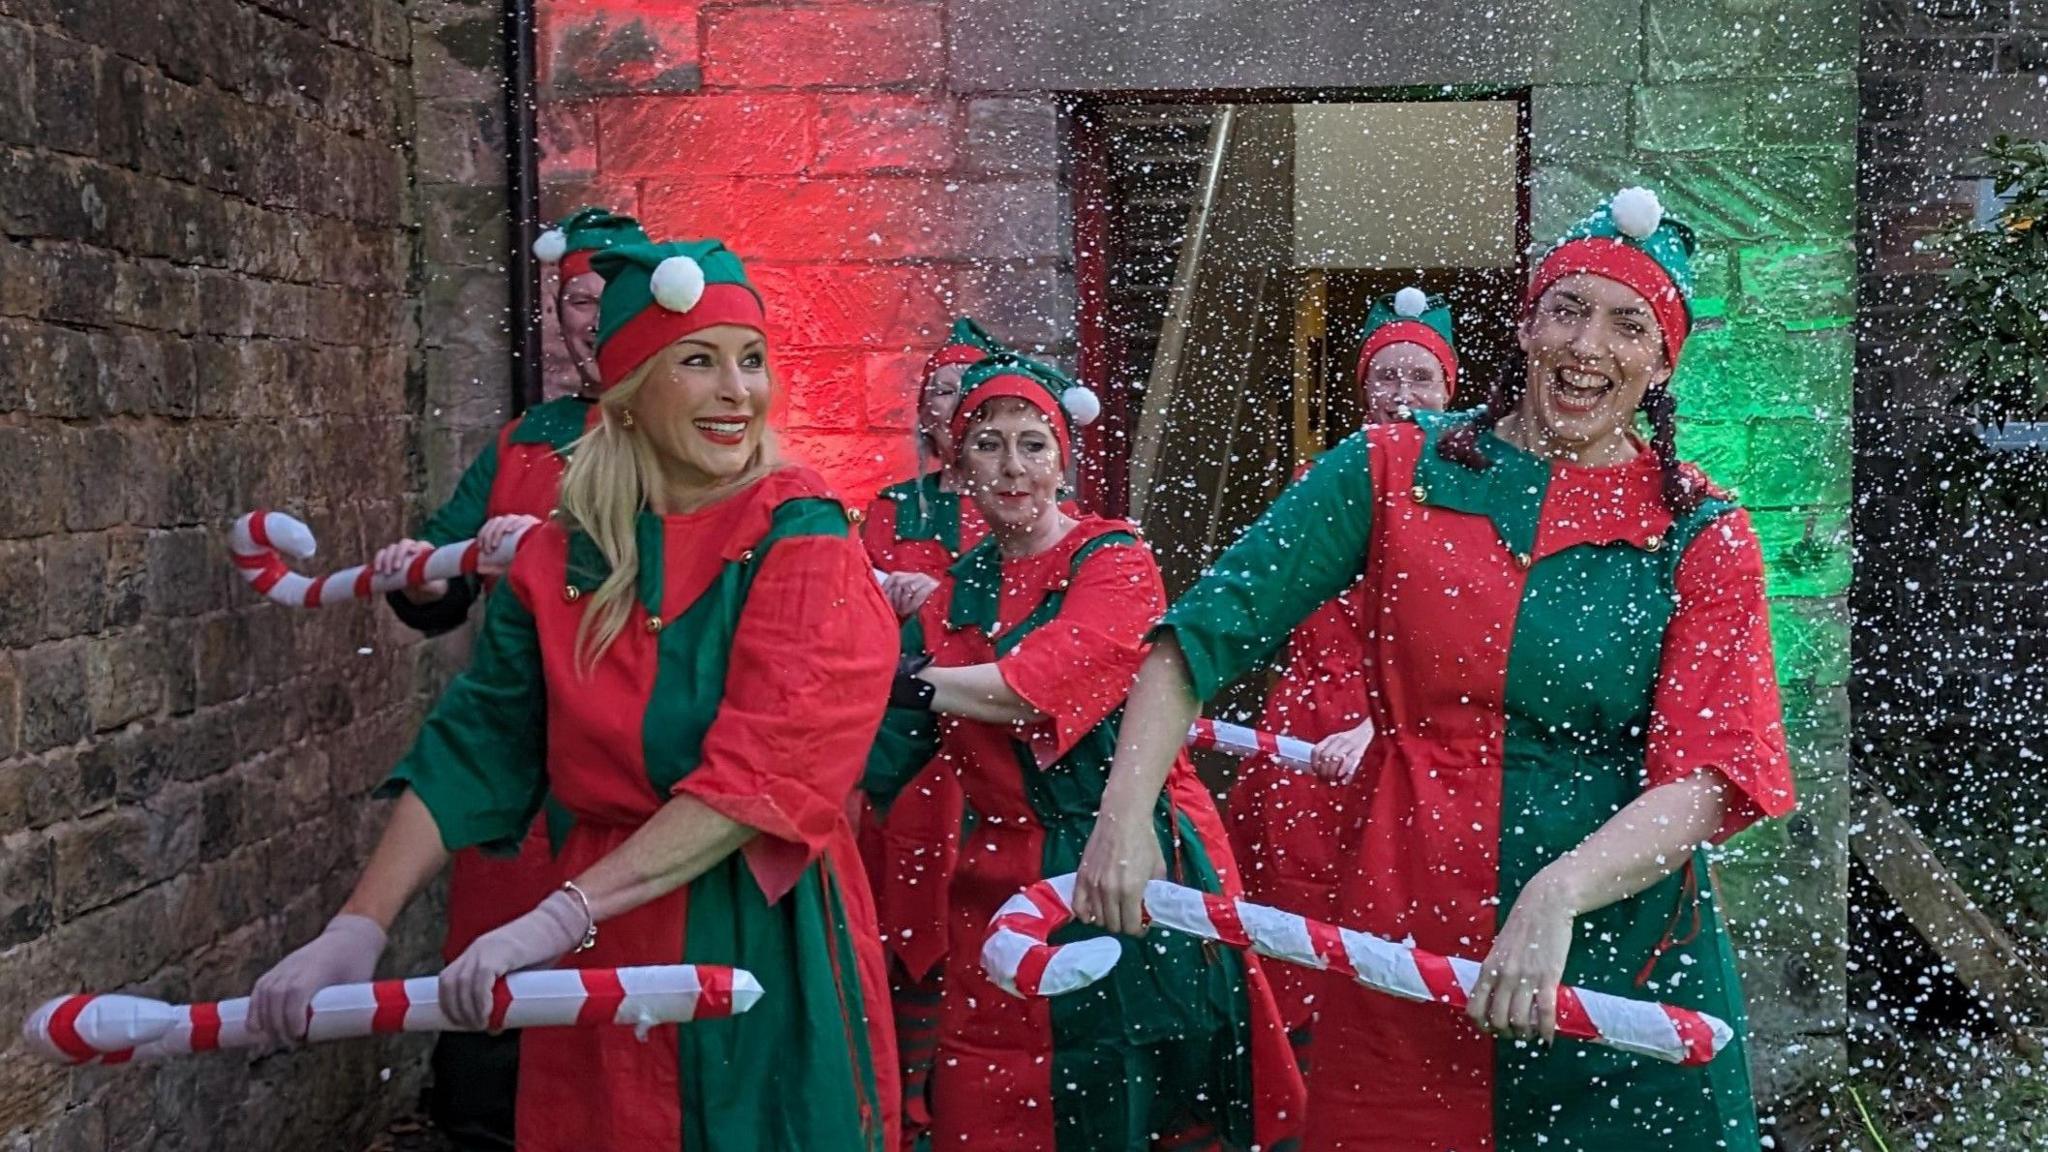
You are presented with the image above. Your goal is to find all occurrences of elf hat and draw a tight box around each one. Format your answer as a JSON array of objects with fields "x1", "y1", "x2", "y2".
[
  {"x1": 1525, "y1": 186, "x2": 1697, "y2": 367},
  {"x1": 949, "y1": 352, "x2": 1100, "y2": 460},
  {"x1": 590, "y1": 239, "x2": 766, "y2": 388},
  {"x1": 924, "y1": 316, "x2": 1009, "y2": 380},
  {"x1": 533, "y1": 207, "x2": 650, "y2": 280},
  {"x1": 1355, "y1": 287, "x2": 1459, "y2": 398}
]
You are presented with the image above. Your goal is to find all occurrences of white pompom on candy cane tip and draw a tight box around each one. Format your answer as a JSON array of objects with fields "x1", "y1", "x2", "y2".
[
  {"x1": 651, "y1": 256, "x2": 707, "y2": 313},
  {"x1": 1393, "y1": 286, "x2": 1429, "y2": 318},
  {"x1": 1061, "y1": 385, "x2": 1101, "y2": 427},
  {"x1": 532, "y1": 228, "x2": 568, "y2": 264},
  {"x1": 1609, "y1": 187, "x2": 1664, "y2": 241}
]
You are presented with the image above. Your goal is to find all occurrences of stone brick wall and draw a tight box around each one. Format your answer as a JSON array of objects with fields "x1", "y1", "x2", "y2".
[
  {"x1": 1855, "y1": 0, "x2": 2048, "y2": 937},
  {"x1": 533, "y1": 0, "x2": 1075, "y2": 499},
  {"x1": 0, "y1": 1, "x2": 506, "y2": 1149}
]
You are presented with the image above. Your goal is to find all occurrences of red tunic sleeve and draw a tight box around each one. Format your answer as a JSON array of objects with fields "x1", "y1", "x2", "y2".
[
  {"x1": 999, "y1": 542, "x2": 1166, "y2": 768},
  {"x1": 672, "y1": 531, "x2": 899, "y2": 901},
  {"x1": 1645, "y1": 509, "x2": 1796, "y2": 843}
]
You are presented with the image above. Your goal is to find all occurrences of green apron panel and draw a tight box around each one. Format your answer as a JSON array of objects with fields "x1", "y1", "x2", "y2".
[{"x1": 1494, "y1": 497, "x2": 1757, "y2": 1152}]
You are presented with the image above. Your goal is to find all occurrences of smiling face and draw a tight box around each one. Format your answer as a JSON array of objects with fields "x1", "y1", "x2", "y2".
[
  {"x1": 919, "y1": 363, "x2": 968, "y2": 462},
  {"x1": 1362, "y1": 342, "x2": 1451, "y2": 425},
  {"x1": 1514, "y1": 272, "x2": 1673, "y2": 459},
  {"x1": 629, "y1": 324, "x2": 771, "y2": 491},
  {"x1": 956, "y1": 396, "x2": 1063, "y2": 534},
  {"x1": 557, "y1": 270, "x2": 605, "y2": 390}
]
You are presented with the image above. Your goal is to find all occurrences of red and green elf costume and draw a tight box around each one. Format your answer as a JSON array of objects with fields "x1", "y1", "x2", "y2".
[
  {"x1": 857, "y1": 317, "x2": 1003, "y2": 1150},
  {"x1": 396, "y1": 206, "x2": 647, "y2": 961},
  {"x1": 1225, "y1": 289, "x2": 1460, "y2": 1042},
  {"x1": 384, "y1": 239, "x2": 902, "y2": 1152},
  {"x1": 866, "y1": 354, "x2": 1305, "y2": 1152},
  {"x1": 1162, "y1": 192, "x2": 1795, "y2": 1151}
]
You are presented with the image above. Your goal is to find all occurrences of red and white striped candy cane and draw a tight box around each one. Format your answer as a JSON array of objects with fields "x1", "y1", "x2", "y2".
[
  {"x1": 981, "y1": 875, "x2": 1731, "y2": 1067},
  {"x1": 229, "y1": 510, "x2": 532, "y2": 608},
  {"x1": 22, "y1": 964, "x2": 758, "y2": 1066},
  {"x1": 1185, "y1": 717, "x2": 1321, "y2": 773}
]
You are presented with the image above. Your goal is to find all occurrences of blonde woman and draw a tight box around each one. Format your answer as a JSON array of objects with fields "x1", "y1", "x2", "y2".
[{"x1": 249, "y1": 239, "x2": 901, "y2": 1152}]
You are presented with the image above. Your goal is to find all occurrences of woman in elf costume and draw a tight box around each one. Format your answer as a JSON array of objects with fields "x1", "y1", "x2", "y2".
[
  {"x1": 251, "y1": 238, "x2": 902, "y2": 1152},
  {"x1": 857, "y1": 316, "x2": 1003, "y2": 1150},
  {"x1": 867, "y1": 352, "x2": 1305, "y2": 1152},
  {"x1": 1076, "y1": 189, "x2": 1796, "y2": 1151},
  {"x1": 1223, "y1": 287, "x2": 1460, "y2": 1062},
  {"x1": 362, "y1": 205, "x2": 645, "y2": 1150}
]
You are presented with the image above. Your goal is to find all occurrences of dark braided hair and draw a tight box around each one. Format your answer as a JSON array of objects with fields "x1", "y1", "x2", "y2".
[{"x1": 1435, "y1": 347, "x2": 1705, "y2": 518}]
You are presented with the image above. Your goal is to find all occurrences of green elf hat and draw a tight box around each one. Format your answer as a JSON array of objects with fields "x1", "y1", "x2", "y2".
[
  {"x1": 949, "y1": 351, "x2": 1100, "y2": 459},
  {"x1": 532, "y1": 206, "x2": 649, "y2": 280},
  {"x1": 589, "y1": 239, "x2": 766, "y2": 388},
  {"x1": 1356, "y1": 287, "x2": 1460, "y2": 397},
  {"x1": 924, "y1": 316, "x2": 1008, "y2": 379},
  {"x1": 1526, "y1": 186, "x2": 1697, "y2": 367}
]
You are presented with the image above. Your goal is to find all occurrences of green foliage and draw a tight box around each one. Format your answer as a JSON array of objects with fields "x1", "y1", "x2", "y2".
[{"x1": 1929, "y1": 136, "x2": 2048, "y2": 420}]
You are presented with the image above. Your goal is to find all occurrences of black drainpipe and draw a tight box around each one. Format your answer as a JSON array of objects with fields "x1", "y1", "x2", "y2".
[{"x1": 504, "y1": 0, "x2": 542, "y2": 413}]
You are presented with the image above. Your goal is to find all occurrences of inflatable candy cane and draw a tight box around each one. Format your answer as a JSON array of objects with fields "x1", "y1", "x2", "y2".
[
  {"x1": 1184, "y1": 717, "x2": 1323, "y2": 774},
  {"x1": 982, "y1": 875, "x2": 1732, "y2": 1067},
  {"x1": 229, "y1": 511, "x2": 534, "y2": 608},
  {"x1": 22, "y1": 964, "x2": 758, "y2": 1066}
]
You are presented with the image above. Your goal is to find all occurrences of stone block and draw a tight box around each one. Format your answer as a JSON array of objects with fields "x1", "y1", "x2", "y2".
[
  {"x1": 1676, "y1": 323, "x2": 1852, "y2": 421},
  {"x1": 1754, "y1": 507, "x2": 1852, "y2": 599},
  {"x1": 776, "y1": 349, "x2": 867, "y2": 431},
  {"x1": 1673, "y1": 418, "x2": 1749, "y2": 491},
  {"x1": 863, "y1": 349, "x2": 926, "y2": 432},
  {"x1": 33, "y1": 28, "x2": 101, "y2": 157},
  {"x1": 0, "y1": 541, "x2": 37, "y2": 649},
  {"x1": 748, "y1": 261, "x2": 948, "y2": 349},
  {"x1": 703, "y1": 4, "x2": 940, "y2": 89},
  {"x1": 18, "y1": 642, "x2": 90, "y2": 753},
  {"x1": 1770, "y1": 596, "x2": 1852, "y2": 688},
  {"x1": 0, "y1": 424, "x2": 68, "y2": 539},
  {"x1": 601, "y1": 93, "x2": 816, "y2": 176},
  {"x1": 1632, "y1": 82, "x2": 1751, "y2": 153},
  {"x1": 780, "y1": 428, "x2": 913, "y2": 502},
  {"x1": 538, "y1": 97, "x2": 597, "y2": 180},
  {"x1": 1646, "y1": 0, "x2": 1857, "y2": 81},
  {"x1": 963, "y1": 97, "x2": 1058, "y2": 175},
  {"x1": 1738, "y1": 243, "x2": 1854, "y2": 331},
  {"x1": 420, "y1": 182, "x2": 511, "y2": 269},
  {"x1": 0, "y1": 21, "x2": 32, "y2": 147},
  {"x1": 416, "y1": 96, "x2": 507, "y2": 186},
  {"x1": 60, "y1": 425, "x2": 131, "y2": 532},
  {"x1": 1529, "y1": 84, "x2": 1630, "y2": 161},
  {"x1": 38, "y1": 534, "x2": 107, "y2": 642},
  {"x1": 1754, "y1": 80, "x2": 1856, "y2": 148},
  {"x1": 0, "y1": 834, "x2": 53, "y2": 948},
  {"x1": 814, "y1": 94, "x2": 954, "y2": 175},
  {"x1": 544, "y1": 1, "x2": 701, "y2": 98},
  {"x1": 1744, "y1": 416, "x2": 1852, "y2": 508},
  {"x1": 86, "y1": 628, "x2": 164, "y2": 732}
]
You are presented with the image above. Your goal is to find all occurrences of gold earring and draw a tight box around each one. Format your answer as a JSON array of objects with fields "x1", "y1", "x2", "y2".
[{"x1": 620, "y1": 409, "x2": 636, "y2": 430}]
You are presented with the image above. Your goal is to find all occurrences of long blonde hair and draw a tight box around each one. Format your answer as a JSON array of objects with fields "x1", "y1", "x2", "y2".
[{"x1": 555, "y1": 354, "x2": 782, "y2": 674}]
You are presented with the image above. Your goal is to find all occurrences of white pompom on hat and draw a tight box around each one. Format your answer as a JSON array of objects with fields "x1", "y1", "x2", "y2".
[
  {"x1": 532, "y1": 228, "x2": 568, "y2": 264},
  {"x1": 1608, "y1": 187, "x2": 1664, "y2": 241},
  {"x1": 1393, "y1": 286, "x2": 1429, "y2": 319},
  {"x1": 1061, "y1": 384, "x2": 1102, "y2": 427},
  {"x1": 650, "y1": 255, "x2": 707, "y2": 313}
]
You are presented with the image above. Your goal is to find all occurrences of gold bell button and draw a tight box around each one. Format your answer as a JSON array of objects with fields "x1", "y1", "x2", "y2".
[
  {"x1": 1411, "y1": 485, "x2": 1428, "y2": 503},
  {"x1": 645, "y1": 615, "x2": 664, "y2": 634},
  {"x1": 848, "y1": 508, "x2": 866, "y2": 525},
  {"x1": 1514, "y1": 552, "x2": 1532, "y2": 569},
  {"x1": 1645, "y1": 534, "x2": 1665, "y2": 552},
  {"x1": 739, "y1": 549, "x2": 755, "y2": 564},
  {"x1": 563, "y1": 586, "x2": 581, "y2": 603}
]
